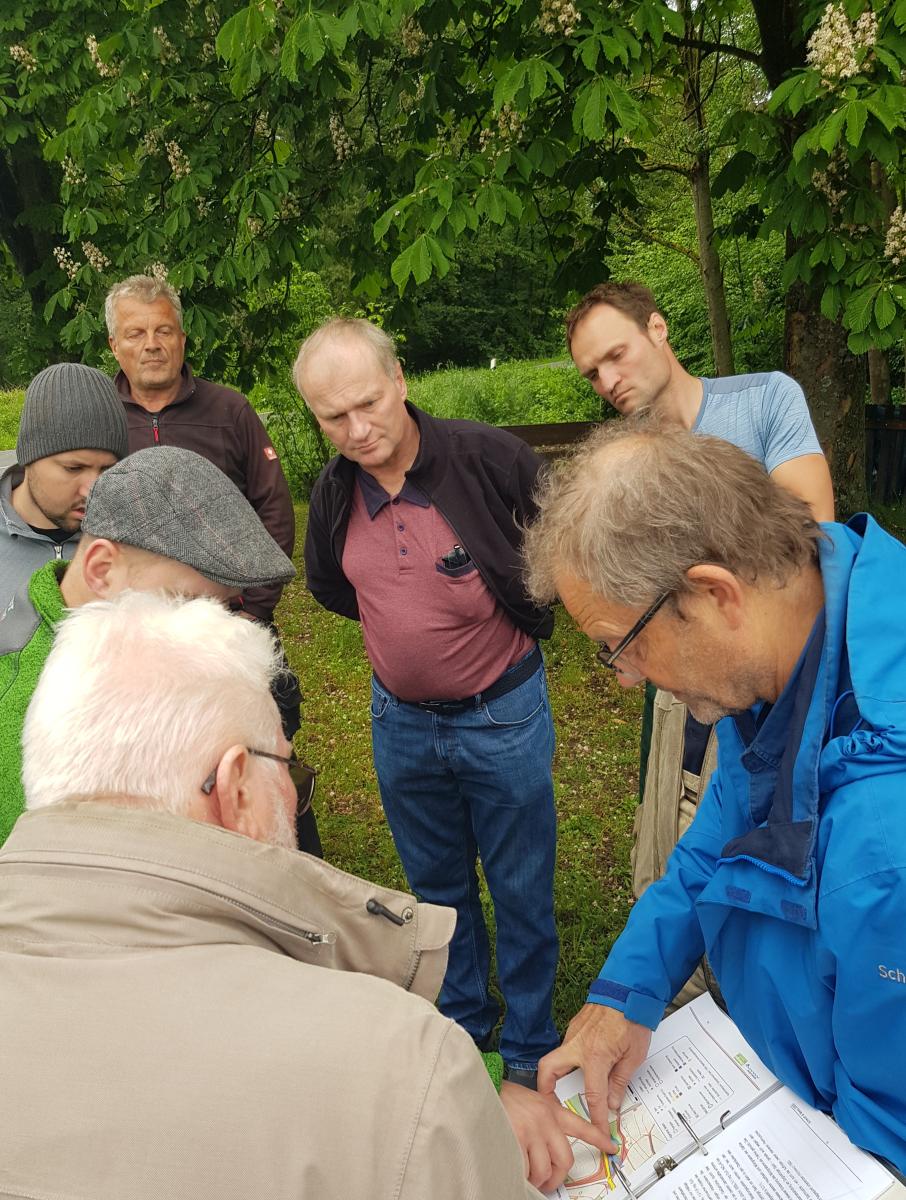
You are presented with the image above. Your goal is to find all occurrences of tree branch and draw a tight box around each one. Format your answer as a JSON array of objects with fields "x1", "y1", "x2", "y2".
[
  {"x1": 618, "y1": 210, "x2": 700, "y2": 265},
  {"x1": 663, "y1": 32, "x2": 764, "y2": 70}
]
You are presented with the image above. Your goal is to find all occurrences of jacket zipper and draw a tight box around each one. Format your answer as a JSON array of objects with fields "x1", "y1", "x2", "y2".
[
  {"x1": 228, "y1": 896, "x2": 336, "y2": 944},
  {"x1": 151, "y1": 415, "x2": 160, "y2": 444}
]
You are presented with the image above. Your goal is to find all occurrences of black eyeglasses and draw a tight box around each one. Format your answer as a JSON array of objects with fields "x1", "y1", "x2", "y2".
[
  {"x1": 201, "y1": 749, "x2": 317, "y2": 811},
  {"x1": 596, "y1": 591, "x2": 671, "y2": 671}
]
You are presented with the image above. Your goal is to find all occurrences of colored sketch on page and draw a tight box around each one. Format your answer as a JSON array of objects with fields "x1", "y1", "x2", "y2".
[{"x1": 547, "y1": 995, "x2": 779, "y2": 1200}]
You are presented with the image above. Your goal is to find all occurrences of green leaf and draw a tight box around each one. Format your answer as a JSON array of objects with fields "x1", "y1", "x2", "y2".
[
  {"x1": 425, "y1": 233, "x2": 450, "y2": 278},
  {"x1": 572, "y1": 80, "x2": 606, "y2": 139},
  {"x1": 601, "y1": 35, "x2": 629, "y2": 67},
  {"x1": 493, "y1": 62, "x2": 528, "y2": 110},
  {"x1": 865, "y1": 96, "x2": 898, "y2": 132},
  {"x1": 390, "y1": 235, "x2": 432, "y2": 292},
  {"x1": 844, "y1": 99, "x2": 868, "y2": 146},
  {"x1": 847, "y1": 329, "x2": 876, "y2": 354},
  {"x1": 578, "y1": 34, "x2": 600, "y2": 70},
  {"x1": 216, "y1": 6, "x2": 266, "y2": 63},
  {"x1": 820, "y1": 284, "x2": 841, "y2": 320},
  {"x1": 845, "y1": 283, "x2": 880, "y2": 333},
  {"x1": 875, "y1": 288, "x2": 897, "y2": 329},
  {"x1": 476, "y1": 182, "x2": 506, "y2": 224},
  {"x1": 712, "y1": 152, "x2": 758, "y2": 197},
  {"x1": 874, "y1": 47, "x2": 903, "y2": 76},
  {"x1": 297, "y1": 13, "x2": 327, "y2": 66},
  {"x1": 818, "y1": 107, "x2": 846, "y2": 153},
  {"x1": 767, "y1": 73, "x2": 807, "y2": 114}
]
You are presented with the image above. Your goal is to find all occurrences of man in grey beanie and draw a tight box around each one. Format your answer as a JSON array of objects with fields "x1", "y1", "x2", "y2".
[
  {"x1": 1, "y1": 363, "x2": 129, "y2": 611},
  {"x1": 0, "y1": 444, "x2": 296, "y2": 847}
]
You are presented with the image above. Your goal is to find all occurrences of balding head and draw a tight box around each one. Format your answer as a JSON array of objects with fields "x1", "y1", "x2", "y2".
[
  {"x1": 524, "y1": 418, "x2": 823, "y2": 610},
  {"x1": 293, "y1": 317, "x2": 399, "y2": 402}
]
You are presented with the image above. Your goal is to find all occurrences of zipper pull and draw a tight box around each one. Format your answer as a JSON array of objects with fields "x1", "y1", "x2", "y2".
[
  {"x1": 152, "y1": 415, "x2": 160, "y2": 444},
  {"x1": 301, "y1": 930, "x2": 336, "y2": 946}
]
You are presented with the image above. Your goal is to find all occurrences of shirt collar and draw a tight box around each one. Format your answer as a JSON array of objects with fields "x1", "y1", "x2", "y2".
[{"x1": 356, "y1": 467, "x2": 430, "y2": 520}]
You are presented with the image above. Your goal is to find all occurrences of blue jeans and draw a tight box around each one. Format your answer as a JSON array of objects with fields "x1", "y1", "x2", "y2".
[{"x1": 370, "y1": 653, "x2": 560, "y2": 1069}]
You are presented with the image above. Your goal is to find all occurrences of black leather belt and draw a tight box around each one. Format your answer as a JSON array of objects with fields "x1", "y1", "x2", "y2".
[{"x1": 376, "y1": 645, "x2": 542, "y2": 716}]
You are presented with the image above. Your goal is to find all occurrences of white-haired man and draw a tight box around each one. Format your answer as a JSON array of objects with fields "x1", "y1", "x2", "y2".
[
  {"x1": 296, "y1": 317, "x2": 560, "y2": 1088},
  {"x1": 524, "y1": 420, "x2": 906, "y2": 1181},
  {"x1": 0, "y1": 591, "x2": 602, "y2": 1199}
]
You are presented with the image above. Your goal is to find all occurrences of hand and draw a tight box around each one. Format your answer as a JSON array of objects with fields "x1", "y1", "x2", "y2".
[
  {"x1": 499, "y1": 1081, "x2": 613, "y2": 1194},
  {"x1": 537, "y1": 1004, "x2": 652, "y2": 1149}
]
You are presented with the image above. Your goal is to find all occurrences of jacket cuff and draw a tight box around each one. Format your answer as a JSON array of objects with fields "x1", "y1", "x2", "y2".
[{"x1": 587, "y1": 978, "x2": 666, "y2": 1031}]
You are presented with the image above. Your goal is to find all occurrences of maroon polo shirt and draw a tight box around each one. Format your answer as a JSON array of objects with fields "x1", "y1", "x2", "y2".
[{"x1": 341, "y1": 471, "x2": 533, "y2": 702}]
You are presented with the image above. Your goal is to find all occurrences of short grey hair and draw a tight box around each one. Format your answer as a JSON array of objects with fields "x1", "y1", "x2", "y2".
[
  {"x1": 23, "y1": 592, "x2": 283, "y2": 815},
  {"x1": 105, "y1": 275, "x2": 184, "y2": 339},
  {"x1": 524, "y1": 417, "x2": 823, "y2": 608},
  {"x1": 293, "y1": 317, "x2": 399, "y2": 400}
]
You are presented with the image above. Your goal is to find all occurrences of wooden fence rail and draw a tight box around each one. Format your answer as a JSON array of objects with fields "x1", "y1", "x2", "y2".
[{"x1": 505, "y1": 410, "x2": 906, "y2": 505}]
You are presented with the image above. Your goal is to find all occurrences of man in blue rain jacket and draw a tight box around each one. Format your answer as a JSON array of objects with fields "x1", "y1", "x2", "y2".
[{"x1": 524, "y1": 417, "x2": 906, "y2": 1177}]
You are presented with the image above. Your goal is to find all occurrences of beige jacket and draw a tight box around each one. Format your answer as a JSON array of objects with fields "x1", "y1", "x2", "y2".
[{"x1": 0, "y1": 802, "x2": 541, "y2": 1200}]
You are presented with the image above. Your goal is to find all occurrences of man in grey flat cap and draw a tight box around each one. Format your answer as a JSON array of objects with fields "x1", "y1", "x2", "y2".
[
  {"x1": 1, "y1": 363, "x2": 129, "y2": 610},
  {"x1": 0, "y1": 445, "x2": 296, "y2": 846}
]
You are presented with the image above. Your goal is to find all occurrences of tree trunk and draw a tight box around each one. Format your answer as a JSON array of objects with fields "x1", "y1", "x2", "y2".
[
  {"x1": 689, "y1": 154, "x2": 735, "y2": 376},
  {"x1": 868, "y1": 348, "x2": 891, "y2": 405},
  {"x1": 677, "y1": 0, "x2": 735, "y2": 377},
  {"x1": 785, "y1": 279, "x2": 867, "y2": 516}
]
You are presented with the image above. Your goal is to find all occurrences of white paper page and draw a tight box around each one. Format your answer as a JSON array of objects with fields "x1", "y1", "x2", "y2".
[
  {"x1": 549, "y1": 995, "x2": 779, "y2": 1200},
  {"x1": 653, "y1": 1087, "x2": 893, "y2": 1200}
]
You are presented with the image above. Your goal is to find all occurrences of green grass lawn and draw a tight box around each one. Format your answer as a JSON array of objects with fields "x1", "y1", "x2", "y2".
[{"x1": 277, "y1": 503, "x2": 642, "y2": 1033}]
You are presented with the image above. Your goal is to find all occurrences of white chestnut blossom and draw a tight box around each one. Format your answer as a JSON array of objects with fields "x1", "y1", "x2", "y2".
[
  {"x1": 538, "y1": 0, "x2": 580, "y2": 38},
  {"x1": 86, "y1": 34, "x2": 118, "y2": 78},
  {"x1": 884, "y1": 206, "x2": 906, "y2": 268},
  {"x1": 53, "y1": 246, "x2": 80, "y2": 281},
  {"x1": 166, "y1": 140, "x2": 191, "y2": 179},
  {"x1": 9, "y1": 44, "x2": 37, "y2": 73},
  {"x1": 806, "y1": 3, "x2": 877, "y2": 88},
  {"x1": 82, "y1": 242, "x2": 111, "y2": 272},
  {"x1": 329, "y1": 114, "x2": 353, "y2": 162}
]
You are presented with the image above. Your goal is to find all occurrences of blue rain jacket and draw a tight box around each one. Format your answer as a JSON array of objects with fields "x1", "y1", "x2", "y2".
[{"x1": 591, "y1": 515, "x2": 906, "y2": 1172}]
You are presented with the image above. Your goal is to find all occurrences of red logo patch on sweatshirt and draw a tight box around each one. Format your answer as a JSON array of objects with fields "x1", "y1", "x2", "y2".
[{"x1": 263, "y1": 446, "x2": 278, "y2": 461}]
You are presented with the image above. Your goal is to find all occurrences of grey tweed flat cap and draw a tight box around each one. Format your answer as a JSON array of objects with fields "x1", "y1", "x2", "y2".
[{"x1": 82, "y1": 446, "x2": 296, "y2": 588}]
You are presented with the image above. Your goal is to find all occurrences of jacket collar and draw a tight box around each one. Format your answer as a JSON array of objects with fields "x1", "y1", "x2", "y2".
[
  {"x1": 115, "y1": 363, "x2": 197, "y2": 409},
  {"x1": 0, "y1": 464, "x2": 80, "y2": 547},
  {"x1": 324, "y1": 403, "x2": 438, "y2": 488},
  {"x1": 0, "y1": 802, "x2": 455, "y2": 1000},
  {"x1": 710, "y1": 518, "x2": 876, "y2": 916}
]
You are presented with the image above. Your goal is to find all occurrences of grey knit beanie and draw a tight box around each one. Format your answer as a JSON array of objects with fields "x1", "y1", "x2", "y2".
[
  {"x1": 17, "y1": 363, "x2": 129, "y2": 466},
  {"x1": 82, "y1": 446, "x2": 296, "y2": 589}
]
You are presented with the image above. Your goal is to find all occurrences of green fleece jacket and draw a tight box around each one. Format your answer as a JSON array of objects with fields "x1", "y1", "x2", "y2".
[{"x1": 0, "y1": 560, "x2": 67, "y2": 843}]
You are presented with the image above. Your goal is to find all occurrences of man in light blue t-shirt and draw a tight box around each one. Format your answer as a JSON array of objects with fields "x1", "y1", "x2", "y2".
[
  {"x1": 565, "y1": 281, "x2": 834, "y2": 1005},
  {"x1": 566, "y1": 282, "x2": 834, "y2": 520}
]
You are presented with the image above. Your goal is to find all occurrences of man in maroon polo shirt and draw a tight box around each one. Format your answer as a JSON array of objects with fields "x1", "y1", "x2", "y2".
[{"x1": 297, "y1": 317, "x2": 560, "y2": 1089}]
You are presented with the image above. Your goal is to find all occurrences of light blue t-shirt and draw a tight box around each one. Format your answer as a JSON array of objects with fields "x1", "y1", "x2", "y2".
[{"x1": 692, "y1": 372, "x2": 822, "y2": 473}]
